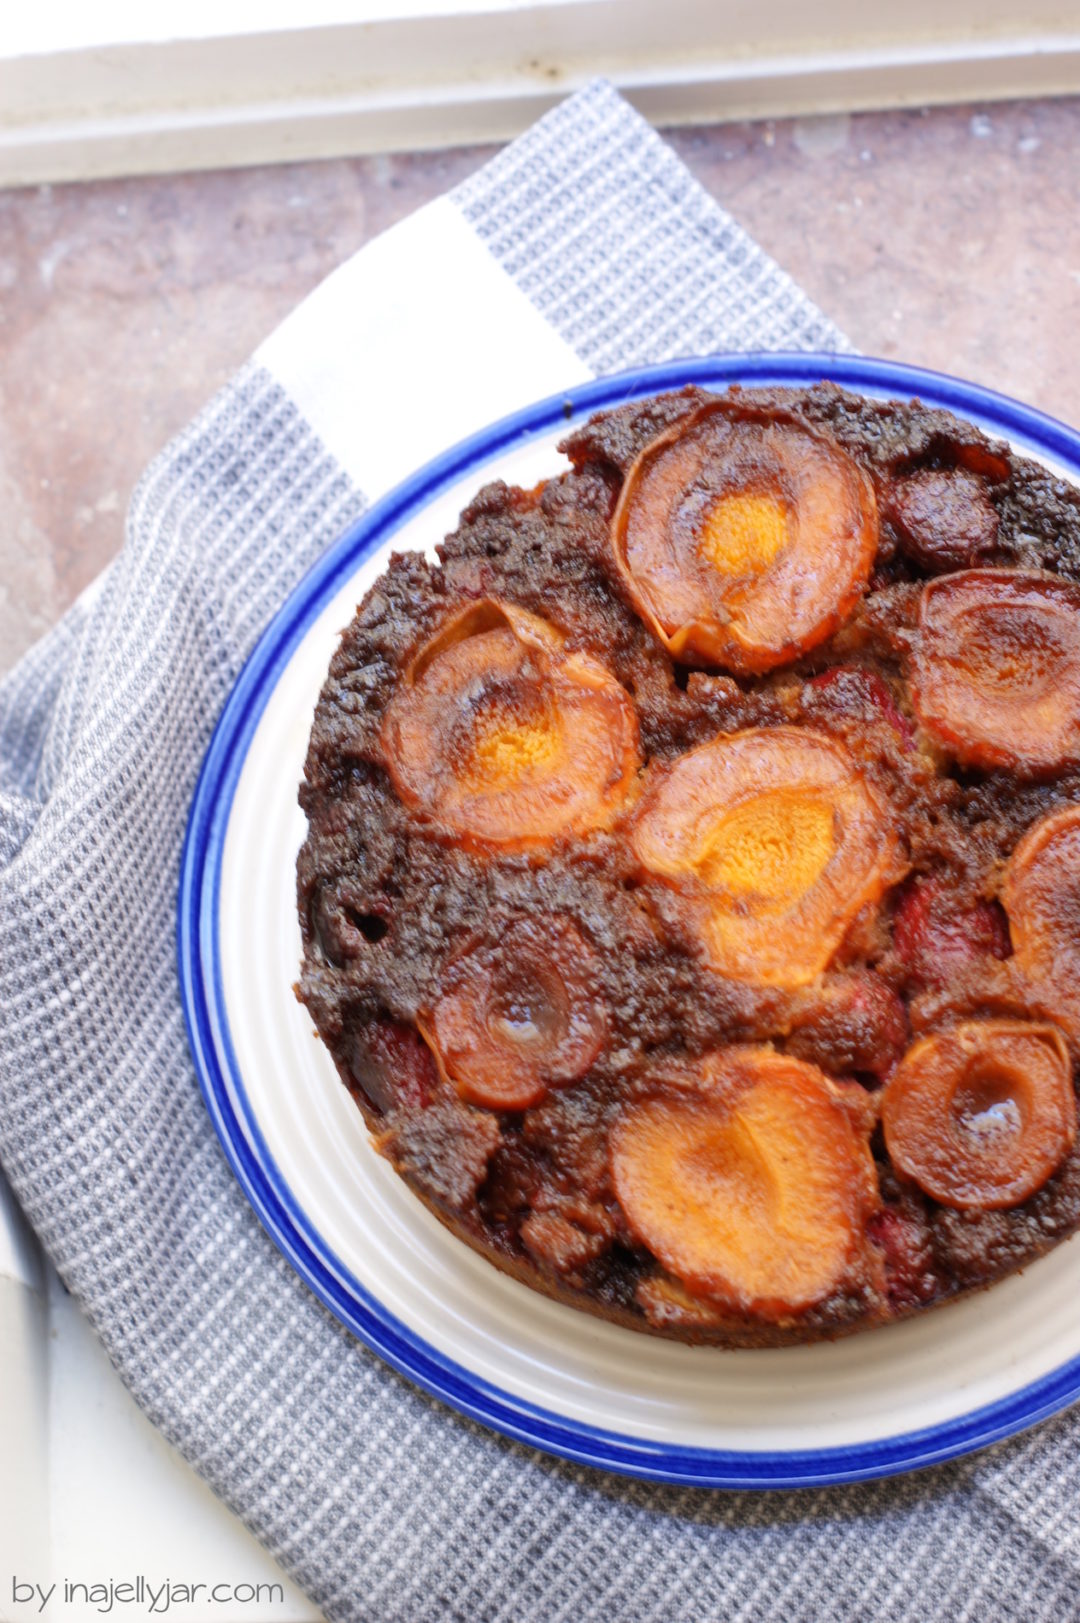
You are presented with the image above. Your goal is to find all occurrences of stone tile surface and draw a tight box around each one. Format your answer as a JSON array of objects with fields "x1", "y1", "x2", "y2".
[
  {"x1": 1, "y1": 98, "x2": 1079, "y2": 672},
  {"x1": 666, "y1": 101, "x2": 1080, "y2": 404}
]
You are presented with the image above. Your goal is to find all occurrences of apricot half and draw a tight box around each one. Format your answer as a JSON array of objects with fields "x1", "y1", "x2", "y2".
[
  {"x1": 881, "y1": 1021, "x2": 1075, "y2": 1209},
  {"x1": 1003, "y1": 805, "x2": 1080, "y2": 1019},
  {"x1": 911, "y1": 569, "x2": 1080, "y2": 775},
  {"x1": 423, "y1": 915, "x2": 608, "y2": 1111},
  {"x1": 381, "y1": 600, "x2": 640, "y2": 848},
  {"x1": 631, "y1": 725, "x2": 899, "y2": 987},
  {"x1": 611, "y1": 400, "x2": 878, "y2": 673},
  {"x1": 610, "y1": 1048, "x2": 879, "y2": 1320}
]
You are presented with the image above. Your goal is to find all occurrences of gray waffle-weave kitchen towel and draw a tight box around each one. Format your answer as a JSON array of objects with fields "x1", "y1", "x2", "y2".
[{"x1": 2, "y1": 78, "x2": 1079, "y2": 1623}]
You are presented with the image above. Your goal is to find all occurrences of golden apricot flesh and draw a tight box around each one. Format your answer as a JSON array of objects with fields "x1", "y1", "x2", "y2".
[
  {"x1": 380, "y1": 600, "x2": 640, "y2": 848},
  {"x1": 424, "y1": 915, "x2": 608, "y2": 1111},
  {"x1": 881, "y1": 1021, "x2": 1075, "y2": 1209},
  {"x1": 699, "y1": 491, "x2": 789, "y2": 576},
  {"x1": 611, "y1": 400, "x2": 877, "y2": 673},
  {"x1": 610, "y1": 1048, "x2": 880, "y2": 1320},
  {"x1": 911, "y1": 569, "x2": 1080, "y2": 775},
  {"x1": 631, "y1": 725, "x2": 899, "y2": 987}
]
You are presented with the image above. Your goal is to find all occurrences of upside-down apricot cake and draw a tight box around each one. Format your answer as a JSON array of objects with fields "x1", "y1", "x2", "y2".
[{"x1": 297, "y1": 383, "x2": 1080, "y2": 1346}]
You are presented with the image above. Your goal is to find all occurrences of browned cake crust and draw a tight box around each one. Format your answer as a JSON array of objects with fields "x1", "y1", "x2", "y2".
[{"x1": 296, "y1": 382, "x2": 1080, "y2": 1347}]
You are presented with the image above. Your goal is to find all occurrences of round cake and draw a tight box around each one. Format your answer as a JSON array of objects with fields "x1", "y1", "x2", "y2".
[{"x1": 296, "y1": 381, "x2": 1080, "y2": 1347}]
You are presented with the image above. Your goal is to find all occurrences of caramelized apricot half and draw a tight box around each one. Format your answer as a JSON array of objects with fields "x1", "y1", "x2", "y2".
[
  {"x1": 423, "y1": 916, "x2": 608, "y2": 1111},
  {"x1": 611, "y1": 400, "x2": 877, "y2": 673},
  {"x1": 1003, "y1": 805, "x2": 1080, "y2": 1016},
  {"x1": 381, "y1": 600, "x2": 640, "y2": 848},
  {"x1": 911, "y1": 569, "x2": 1080, "y2": 775},
  {"x1": 610, "y1": 1049, "x2": 879, "y2": 1320},
  {"x1": 631, "y1": 725, "x2": 899, "y2": 987},
  {"x1": 881, "y1": 1021, "x2": 1075, "y2": 1209}
]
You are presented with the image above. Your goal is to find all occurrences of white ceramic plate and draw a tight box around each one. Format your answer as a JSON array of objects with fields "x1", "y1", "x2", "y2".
[{"x1": 179, "y1": 353, "x2": 1080, "y2": 1487}]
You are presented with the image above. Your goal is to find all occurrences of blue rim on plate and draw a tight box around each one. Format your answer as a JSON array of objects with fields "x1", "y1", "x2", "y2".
[{"x1": 178, "y1": 352, "x2": 1080, "y2": 1489}]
